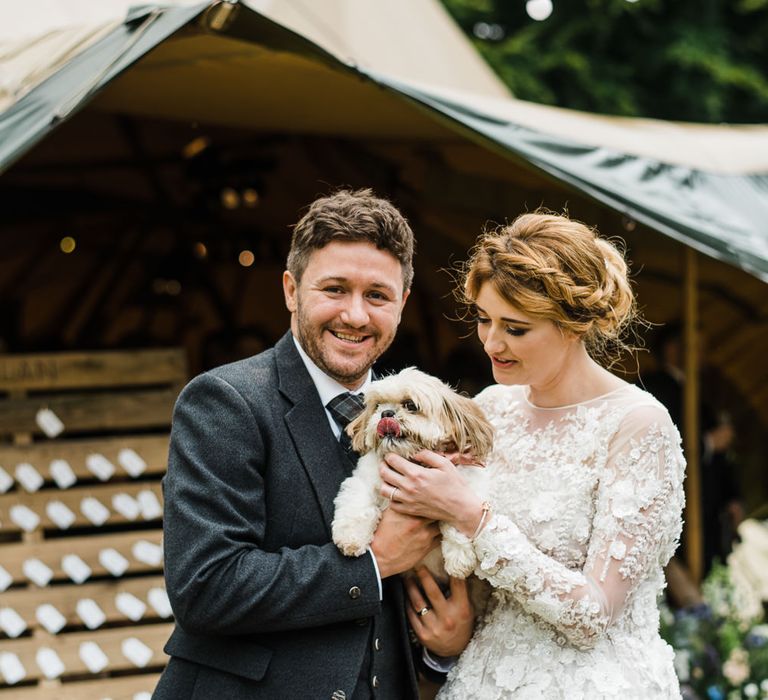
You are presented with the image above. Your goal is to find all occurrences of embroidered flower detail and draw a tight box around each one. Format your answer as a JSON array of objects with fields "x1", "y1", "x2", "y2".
[
  {"x1": 529, "y1": 491, "x2": 559, "y2": 522},
  {"x1": 608, "y1": 540, "x2": 627, "y2": 560}
]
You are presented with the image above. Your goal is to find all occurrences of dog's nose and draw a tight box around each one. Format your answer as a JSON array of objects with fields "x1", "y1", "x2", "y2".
[{"x1": 380, "y1": 409, "x2": 395, "y2": 418}]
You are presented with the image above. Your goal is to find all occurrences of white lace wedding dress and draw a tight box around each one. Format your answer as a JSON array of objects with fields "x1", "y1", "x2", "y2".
[{"x1": 438, "y1": 382, "x2": 685, "y2": 700}]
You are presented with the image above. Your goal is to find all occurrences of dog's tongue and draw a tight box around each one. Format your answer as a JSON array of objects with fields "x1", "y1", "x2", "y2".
[{"x1": 377, "y1": 417, "x2": 401, "y2": 438}]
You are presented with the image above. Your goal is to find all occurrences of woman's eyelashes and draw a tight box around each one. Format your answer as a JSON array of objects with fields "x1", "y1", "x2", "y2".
[
  {"x1": 475, "y1": 316, "x2": 528, "y2": 337},
  {"x1": 506, "y1": 327, "x2": 528, "y2": 337}
]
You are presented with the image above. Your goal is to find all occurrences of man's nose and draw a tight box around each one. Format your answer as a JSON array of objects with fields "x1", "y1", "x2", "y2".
[{"x1": 341, "y1": 294, "x2": 370, "y2": 327}]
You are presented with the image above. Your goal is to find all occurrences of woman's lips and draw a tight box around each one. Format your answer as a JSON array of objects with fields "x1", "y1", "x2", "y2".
[{"x1": 491, "y1": 356, "x2": 517, "y2": 368}]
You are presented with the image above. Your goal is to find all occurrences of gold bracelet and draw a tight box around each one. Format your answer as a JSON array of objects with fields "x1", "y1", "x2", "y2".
[{"x1": 470, "y1": 501, "x2": 492, "y2": 542}]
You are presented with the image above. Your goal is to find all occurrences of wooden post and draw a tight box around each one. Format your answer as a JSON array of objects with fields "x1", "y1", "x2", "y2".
[{"x1": 683, "y1": 248, "x2": 703, "y2": 583}]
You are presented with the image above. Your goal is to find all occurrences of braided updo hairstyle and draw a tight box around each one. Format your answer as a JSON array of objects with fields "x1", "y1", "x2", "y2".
[{"x1": 460, "y1": 211, "x2": 639, "y2": 365}]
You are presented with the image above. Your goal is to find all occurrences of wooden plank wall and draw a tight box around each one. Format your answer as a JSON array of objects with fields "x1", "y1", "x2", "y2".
[{"x1": 0, "y1": 350, "x2": 186, "y2": 698}]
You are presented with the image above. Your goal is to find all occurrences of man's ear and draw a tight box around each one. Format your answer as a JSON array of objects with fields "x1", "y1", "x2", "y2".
[
  {"x1": 400, "y1": 288, "x2": 411, "y2": 311},
  {"x1": 283, "y1": 271, "x2": 298, "y2": 313}
]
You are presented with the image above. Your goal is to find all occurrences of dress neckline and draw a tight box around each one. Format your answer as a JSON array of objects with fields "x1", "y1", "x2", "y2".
[{"x1": 522, "y1": 382, "x2": 631, "y2": 410}]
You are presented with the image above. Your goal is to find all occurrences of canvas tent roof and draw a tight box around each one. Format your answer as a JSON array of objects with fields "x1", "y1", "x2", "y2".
[{"x1": 0, "y1": 0, "x2": 767, "y2": 281}]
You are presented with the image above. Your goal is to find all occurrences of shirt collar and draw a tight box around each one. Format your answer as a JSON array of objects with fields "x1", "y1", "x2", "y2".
[{"x1": 292, "y1": 335, "x2": 371, "y2": 406}]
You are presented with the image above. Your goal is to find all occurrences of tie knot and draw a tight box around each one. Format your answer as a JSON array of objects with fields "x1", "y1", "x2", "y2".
[{"x1": 327, "y1": 392, "x2": 365, "y2": 430}]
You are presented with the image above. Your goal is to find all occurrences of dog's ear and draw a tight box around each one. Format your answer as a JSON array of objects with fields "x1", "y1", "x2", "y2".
[
  {"x1": 441, "y1": 393, "x2": 495, "y2": 461},
  {"x1": 347, "y1": 402, "x2": 374, "y2": 454}
]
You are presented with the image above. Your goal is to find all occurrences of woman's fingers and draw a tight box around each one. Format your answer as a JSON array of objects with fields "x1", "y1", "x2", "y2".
[
  {"x1": 416, "y1": 566, "x2": 447, "y2": 613},
  {"x1": 411, "y1": 449, "x2": 454, "y2": 470},
  {"x1": 405, "y1": 574, "x2": 429, "y2": 613}
]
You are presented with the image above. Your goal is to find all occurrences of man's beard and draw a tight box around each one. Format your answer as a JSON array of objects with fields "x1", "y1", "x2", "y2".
[{"x1": 294, "y1": 304, "x2": 396, "y2": 386}]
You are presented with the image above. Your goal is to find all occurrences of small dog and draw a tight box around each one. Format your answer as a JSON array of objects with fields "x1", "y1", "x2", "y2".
[{"x1": 332, "y1": 367, "x2": 494, "y2": 593}]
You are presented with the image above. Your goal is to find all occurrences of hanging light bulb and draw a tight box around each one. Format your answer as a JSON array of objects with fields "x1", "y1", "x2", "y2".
[
  {"x1": 526, "y1": 0, "x2": 553, "y2": 21},
  {"x1": 60, "y1": 236, "x2": 76, "y2": 253},
  {"x1": 238, "y1": 250, "x2": 255, "y2": 267}
]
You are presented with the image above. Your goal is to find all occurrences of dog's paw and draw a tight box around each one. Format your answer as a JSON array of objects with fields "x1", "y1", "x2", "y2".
[
  {"x1": 332, "y1": 522, "x2": 370, "y2": 558},
  {"x1": 442, "y1": 540, "x2": 478, "y2": 578}
]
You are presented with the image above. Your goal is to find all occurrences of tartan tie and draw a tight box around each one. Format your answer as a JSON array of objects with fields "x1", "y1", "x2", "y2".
[{"x1": 326, "y1": 392, "x2": 365, "y2": 454}]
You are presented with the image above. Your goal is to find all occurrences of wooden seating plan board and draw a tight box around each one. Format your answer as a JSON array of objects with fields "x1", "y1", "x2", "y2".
[{"x1": 0, "y1": 350, "x2": 186, "y2": 699}]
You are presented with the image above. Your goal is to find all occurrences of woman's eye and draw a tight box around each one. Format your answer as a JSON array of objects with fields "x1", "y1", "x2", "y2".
[
  {"x1": 402, "y1": 400, "x2": 418, "y2": 412},
  {"x1": 475, "y1": 316, "x2": 490, "y2": 325},
  {"x1": 506, "y1": 328, "x2": 528, "y2": 337}
]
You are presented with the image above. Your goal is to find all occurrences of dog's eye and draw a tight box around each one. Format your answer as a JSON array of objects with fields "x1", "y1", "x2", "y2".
[{"x1": 402, "y1": 399, "x2": 419, "y2": 412}]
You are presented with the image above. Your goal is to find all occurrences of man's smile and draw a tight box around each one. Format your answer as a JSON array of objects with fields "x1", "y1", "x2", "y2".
[{"x1": 330, "y1": 330, "x2": 370, "y2": 344}]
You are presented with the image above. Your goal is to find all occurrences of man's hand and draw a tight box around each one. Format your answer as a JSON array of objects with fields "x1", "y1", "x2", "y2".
[
  {"x1": 370, "y1": 508, "x2": 439, "y2": 579},
  {"x1": 406, "y1": 567, "x2": 475, "y2": 657}
]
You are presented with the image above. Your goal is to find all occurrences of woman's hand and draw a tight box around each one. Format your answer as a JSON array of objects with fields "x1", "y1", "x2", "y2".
[
  {"x1": 406, "y1": 567, "x2": 475, "y2": 657},
  {"x1": 381, "y1": 450, "x2": 484, "y2": 537}
]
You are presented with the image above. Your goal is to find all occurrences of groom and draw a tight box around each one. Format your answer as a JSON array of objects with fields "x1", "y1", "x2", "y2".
[{"x1": 154, "y1": 189, "x2": 471, "y2": 699}]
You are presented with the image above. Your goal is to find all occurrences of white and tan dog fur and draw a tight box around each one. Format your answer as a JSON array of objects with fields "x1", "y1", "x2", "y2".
[{"x1": 332, "y1": 367, "x2": 494, "y2": 589}]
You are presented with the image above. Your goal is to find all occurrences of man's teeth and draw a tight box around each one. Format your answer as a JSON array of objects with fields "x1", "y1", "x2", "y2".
[{"x1": 333, "y1": 331, "x2": 365, "y2": 343}]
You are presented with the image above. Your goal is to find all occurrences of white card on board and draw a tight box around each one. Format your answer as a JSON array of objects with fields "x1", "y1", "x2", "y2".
[
  {"x1": 85, "y1": 454, "x2": 115, "y2": 481},
  {"x1": 112, "y1": 493, "x2": 140, "y2": 520},
  {"x1": 46, "y1": 500, "x2": 76, "y2": 529},
  {"x1": 36, "y1": 647, "x2": 65, "y2": 679},
  {"x1": 0, "y1": 465, "x2": 12, "y2": 493},
  {"x1": 10, "y1": 504, "x2": 40, "y2": 533},
  {"x1": 0, "y1": 652, "x2": 26, "y2": 684},
  {"x1": 75, "y1": 599, "x2": 105, "y2": 630},
  {"x1": 49, "y1": 459, "x2": 76, "y2": 489},
  {"x1": 15, "y1": 463, "x2": 43, "y2": 492},
  {"x1": 36, "y1": 408, "x2": 64, "y2": 438},
  {"x1": 61, "y1": 554, "x2": 91, "y2": 584},
  {"x1": 99, "y1": 548, "x2": 129, "y2": 577},
  {"x1": 132, "y1": 540, "x2": 163, "y2": 567},
  {"x1": 121, "y1": 637, "x2": 153, "y2": 668},
  {"x1": 147, "y1": 587, "x2": 172, "y2": 618},
  {"x1": 0, "y1": 565, "x2": 11, "y2": 592},
  {"x1": 36, "y1": 603, "x2": 67, "y2": 634},
  {"x1": 118, "y1": 448, "x2": 147, "y2": 477},
  {"x1": 0, "y1": 608, "x2": 27, "y2": 638},
  {"x1": 79, "y1": 641, "x2": 108, "y2": 673},
  {"x1": 23, "y1": 558, "x2": 53, "y2": 587},
  {"x1": 137, "y1": 490, "x2": 162, "y2": 520},
  {"x1": 115, "y1": 592, "x2": 146, "y2": 621},
  {"x1": 80, "y1": 497, "x2": 110, "y2": 526}
]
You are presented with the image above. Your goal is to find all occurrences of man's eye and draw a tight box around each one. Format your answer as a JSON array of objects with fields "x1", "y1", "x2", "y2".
[{"x1": 402, "y1": 400, "x2": 418, "y2": 412}]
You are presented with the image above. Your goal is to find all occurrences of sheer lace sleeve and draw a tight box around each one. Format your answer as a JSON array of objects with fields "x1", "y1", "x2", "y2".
[{"x1": 472, "y1": 403, "x2": 685, "y2": 650}]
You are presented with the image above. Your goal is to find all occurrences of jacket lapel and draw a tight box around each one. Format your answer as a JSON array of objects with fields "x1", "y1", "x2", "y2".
[{"x1": 275, "y1": 333, "x2": 348, "y2": 535}]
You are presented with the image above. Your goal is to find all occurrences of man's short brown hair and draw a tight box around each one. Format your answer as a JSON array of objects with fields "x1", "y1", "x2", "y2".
[{"x1": 287, "y1": 189, "x2": 415, "y2": 290}]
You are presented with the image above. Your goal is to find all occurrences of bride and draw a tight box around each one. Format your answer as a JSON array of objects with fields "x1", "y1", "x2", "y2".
[{"x1": 383, "y1": 212, "x2": 685, "y2": 699}]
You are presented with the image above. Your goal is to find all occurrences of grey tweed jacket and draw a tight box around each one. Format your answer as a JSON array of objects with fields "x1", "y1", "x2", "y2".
[{"x1": 152, "y1": 332, "x2": 419, "y2": 700}]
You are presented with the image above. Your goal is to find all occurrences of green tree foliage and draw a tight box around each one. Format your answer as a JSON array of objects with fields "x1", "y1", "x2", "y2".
[{"x1": 442, "y1": 0, "x2": 768, "y2": 123}]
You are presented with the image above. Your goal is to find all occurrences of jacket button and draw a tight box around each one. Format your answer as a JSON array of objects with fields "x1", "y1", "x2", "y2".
[
  {"x1": 374, "y1": 637, "x2": 381, "y2": 651},
  {"x1": 372, "y1": 675, "x2": 379, "y2": 689},
  {"x1": 349, "y1": 586, "x2": 361, "y2": 599}
]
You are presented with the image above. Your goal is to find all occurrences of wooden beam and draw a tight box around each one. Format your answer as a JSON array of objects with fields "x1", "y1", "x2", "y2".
[{"x1": 683, "y1": 248, "x2": 703, "y2": 583}]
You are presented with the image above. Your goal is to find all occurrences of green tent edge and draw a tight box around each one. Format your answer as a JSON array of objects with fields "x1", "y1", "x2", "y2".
[{"x1": 1, "y1": 0, "x2": 766, "y2": 282}]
